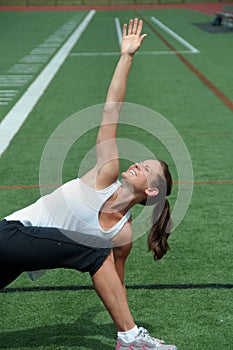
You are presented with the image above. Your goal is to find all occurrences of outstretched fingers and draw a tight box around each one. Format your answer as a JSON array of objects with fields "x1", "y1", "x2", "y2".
[
  {"x1": 135, "y1": 19, "x2": 147, "y2": 43},
  {"x1": 127, "y1": 19, "x2": 133, "y2": 35},
  {"x1": 136, "y1": 19, "x2": 143, "y2": 36},
  {"x1": 123, "y1": 23, "x2": 127, "y2": 37},
  {"x1": 123, "y1": 18, "x2": 147, "y2": 39},
  {"x1": 125, "y1": 18, "x2": 141, "y2": 36},
  {"x1": 132, "y1": 18, "x2": 139, "y2": 34},
  {"x1": 121, "y1": 18, "x2": 147, "y2": 55}
]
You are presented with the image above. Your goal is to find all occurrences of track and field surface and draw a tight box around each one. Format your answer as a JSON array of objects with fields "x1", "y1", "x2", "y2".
[{"x1": 0, "y1": 5, "x2": 233, "y2": 350}]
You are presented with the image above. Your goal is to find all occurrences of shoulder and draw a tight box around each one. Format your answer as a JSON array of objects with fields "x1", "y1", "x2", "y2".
[{"x1": 80, "y1": 164, "x2": 119, "y2": 190}]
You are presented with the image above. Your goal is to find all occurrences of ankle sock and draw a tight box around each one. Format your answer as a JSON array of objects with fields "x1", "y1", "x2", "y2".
[{"x1": 117, "y1": 325, "x2": 139, "y2": 342}]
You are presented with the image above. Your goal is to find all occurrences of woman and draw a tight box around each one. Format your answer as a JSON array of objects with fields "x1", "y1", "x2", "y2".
[{"x1": 0, "y1": 19, "x2": 177, "y2": 350}]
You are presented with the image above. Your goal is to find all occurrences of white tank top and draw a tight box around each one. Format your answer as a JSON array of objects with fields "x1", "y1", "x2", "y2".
[{"x1": 5, "y1": 179, "x2": 131, "y2": 241}]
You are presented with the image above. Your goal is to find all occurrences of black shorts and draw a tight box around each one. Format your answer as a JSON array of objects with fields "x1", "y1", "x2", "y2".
[{"x1": 0, "y1": 220, "x2": 111, "y2": 288}]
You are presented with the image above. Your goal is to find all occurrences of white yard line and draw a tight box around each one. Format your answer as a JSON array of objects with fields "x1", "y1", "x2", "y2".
[
  {"x1": 71, "y1": 15, "x2": 199, "y2": 59},
  {"x1": 0, "y1": 10, "x2": 96, "y2": 157},
  {"x1": 137, "y1": 50, "x2": 197, "y2": 55},
  {"x1": 70, "y1": 52, "x2": 120, "y2": 57},
  {"x1": 70, "y1": 50, "x2": 198, "y2": 57},
  {"x1": 0, "y1": 15, "x2": 93, "y2": 109},
  {"x1": 151, "y1": 17, "x2": 199, "y2": 54},
  {"x1": 115, "y1": 17, "x2": 122, "y2": 49}
]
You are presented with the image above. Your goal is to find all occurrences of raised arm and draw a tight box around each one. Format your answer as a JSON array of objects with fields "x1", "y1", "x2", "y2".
[{"x1": 82, "y1": 19, "x2": 146, "y2": 189}]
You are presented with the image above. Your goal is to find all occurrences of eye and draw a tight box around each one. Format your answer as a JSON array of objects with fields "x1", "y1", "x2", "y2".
[{"x1": 141, "y1": 163, "x2": 149, "y2": 172}]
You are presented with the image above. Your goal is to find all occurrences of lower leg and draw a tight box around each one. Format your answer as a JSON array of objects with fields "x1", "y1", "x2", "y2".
[{"x1": 91, "y1": 252, "x2": 135, "y2": 332}]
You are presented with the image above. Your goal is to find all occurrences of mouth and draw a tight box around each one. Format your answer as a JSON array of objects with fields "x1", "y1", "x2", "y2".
[{"x1": 129, "y1": 169, "x2": 137, "y2": 177}]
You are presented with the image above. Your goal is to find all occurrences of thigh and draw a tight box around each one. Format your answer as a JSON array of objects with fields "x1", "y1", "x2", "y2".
[{"x1": 0, "y1": 220, "x2": 111, "y2": 276}]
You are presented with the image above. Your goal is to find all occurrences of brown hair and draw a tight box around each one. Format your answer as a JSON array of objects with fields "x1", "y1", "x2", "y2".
[{"x1": 141, "y1": 160, "x2": 173, "y2": 261}]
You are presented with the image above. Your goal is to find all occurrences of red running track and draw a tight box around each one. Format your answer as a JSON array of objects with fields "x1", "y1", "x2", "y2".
[{"x1": 0, "y1": 2, "x2": 232, "y2": 15}]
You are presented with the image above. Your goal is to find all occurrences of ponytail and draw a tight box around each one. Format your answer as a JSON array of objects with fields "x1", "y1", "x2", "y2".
[
  {"x1": 147, "y1": 198, "x2": 172, "y2": 261},
  {"x1": 143, "y1": 160, "x2": 173, "y2": 261}
]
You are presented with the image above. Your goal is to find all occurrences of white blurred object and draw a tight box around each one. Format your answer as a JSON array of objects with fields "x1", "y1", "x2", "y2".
[{"x1": 27, "y1": 270, "x2": 47, "y2": 281}]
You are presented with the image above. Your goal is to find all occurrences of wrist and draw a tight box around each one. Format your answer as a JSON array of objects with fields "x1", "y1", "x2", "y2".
[{"x1": 120, "y1": 52, "x2": 134, "y2": 61}]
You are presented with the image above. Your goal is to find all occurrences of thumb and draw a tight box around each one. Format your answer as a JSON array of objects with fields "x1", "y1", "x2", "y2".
[{"x1": 139, "y1": 33, "x2": 147, "y2": 45}]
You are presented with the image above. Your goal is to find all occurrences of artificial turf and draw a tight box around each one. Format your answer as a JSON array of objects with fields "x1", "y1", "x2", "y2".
[{"x1": 0, "y1": 7, "x2": 232, "y2": 350}]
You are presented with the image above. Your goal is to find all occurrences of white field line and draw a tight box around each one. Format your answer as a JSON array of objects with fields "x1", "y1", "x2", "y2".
[
  {"x1": 115, "y1": 17, "x2": 122, "y2": 49},
  {"x1": 151, "y1": 17, "x2": 199, "y2": 53},
  {"x1": 0, "y1": 10, "x2": 96, "y2": 157},
  {"x1": 70, "y1": 50, "x2": 198, "y2": 57},
  {"x1": 70, "y1": 52, "x2": 120, "y2": 57},
  {"x1": 71, "y1": 16, "x2": 199, "y2": 59}
]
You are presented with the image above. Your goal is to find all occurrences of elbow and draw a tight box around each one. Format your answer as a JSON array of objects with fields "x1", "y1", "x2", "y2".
[{"x1": 103, "y1": 102, "x2": 121, "y2": 118}]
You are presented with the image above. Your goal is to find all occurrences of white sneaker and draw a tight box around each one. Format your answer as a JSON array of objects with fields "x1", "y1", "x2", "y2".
[{"x1": 116, "y1": 327, "x2": 178, "y2": 350}]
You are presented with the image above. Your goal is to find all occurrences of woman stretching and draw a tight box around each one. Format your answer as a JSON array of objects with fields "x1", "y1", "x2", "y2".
[{"x1": 0, "y1": 18, "x2": 177, "y2": 350}]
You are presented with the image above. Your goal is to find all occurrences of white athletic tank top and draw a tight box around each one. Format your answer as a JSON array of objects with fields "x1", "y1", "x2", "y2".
[{"x1": 5, "y1": 179, "x2": 130, "y2": 241}]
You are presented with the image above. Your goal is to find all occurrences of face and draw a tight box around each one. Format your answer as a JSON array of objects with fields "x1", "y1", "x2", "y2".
[{"x1": 122, "y1": 160, "x2": 163, "y2": 195}]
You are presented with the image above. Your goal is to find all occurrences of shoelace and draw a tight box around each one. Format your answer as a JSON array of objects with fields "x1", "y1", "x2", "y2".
[
  {"x1": 138, "y1": 327, "x2": 149, "y2": 337},
  {"x1": 138, "y1": 327, "x2": 162, "y2": 346},
  {"x1": 138, "y1": 327, "x2": 164, "y2": 345}
]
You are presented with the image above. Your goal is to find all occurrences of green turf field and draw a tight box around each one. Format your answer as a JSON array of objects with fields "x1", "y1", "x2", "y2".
[{"x1": 0, "y1": 7, "x2": 233, "y2": 350}]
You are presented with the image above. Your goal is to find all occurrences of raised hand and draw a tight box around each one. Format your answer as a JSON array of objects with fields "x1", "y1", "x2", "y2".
[{"x1": 121, "y1": 18, "x2": 147, "y2": 56}]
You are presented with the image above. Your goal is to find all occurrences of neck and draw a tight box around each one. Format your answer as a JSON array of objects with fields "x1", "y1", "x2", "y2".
[{"x1": 109, "y1": 180, "x2": 145, "y2": 214}]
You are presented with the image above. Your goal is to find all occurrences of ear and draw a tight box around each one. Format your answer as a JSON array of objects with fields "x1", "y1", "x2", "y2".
[{"x1": 145, "y1": 187, "x2": 159, "y2": 197}]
